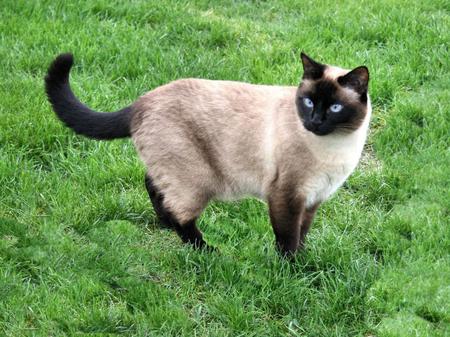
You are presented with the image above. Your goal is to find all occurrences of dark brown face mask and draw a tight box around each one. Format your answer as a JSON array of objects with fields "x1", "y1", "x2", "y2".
[{"x1": 296, "y1": 53, "x2": 369, "y2": 136}]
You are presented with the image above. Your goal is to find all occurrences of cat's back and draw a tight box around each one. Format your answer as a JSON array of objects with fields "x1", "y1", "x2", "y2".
[
  {"x1": 133, "y1": 78, "x2": 294, "y2": 117},
  {"x1": 131, "y1": 78, "x2": 296, "y2": 149}
]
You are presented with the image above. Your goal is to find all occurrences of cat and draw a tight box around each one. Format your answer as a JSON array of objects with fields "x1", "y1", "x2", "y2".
[{"x1": 45, "y1": 52, "x2": 371, "y2": 256}]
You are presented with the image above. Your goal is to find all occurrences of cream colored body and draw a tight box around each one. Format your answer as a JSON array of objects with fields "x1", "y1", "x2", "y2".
[{"x1": 131, "y1": 77, "x2": 370, "y2": 223}]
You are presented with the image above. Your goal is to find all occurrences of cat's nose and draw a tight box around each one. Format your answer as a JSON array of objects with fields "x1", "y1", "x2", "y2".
[{"x1": 311, "y1": 115, "x2": 322, "y2": 126}]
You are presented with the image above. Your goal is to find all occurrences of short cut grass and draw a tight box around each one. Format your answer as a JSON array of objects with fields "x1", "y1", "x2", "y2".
[{"x1": 0, "y1": 0, "x2": 449, "y2": 336}]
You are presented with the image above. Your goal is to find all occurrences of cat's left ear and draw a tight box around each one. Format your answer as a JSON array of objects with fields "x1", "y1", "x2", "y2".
[{"x1": 337, "y1": 66, "x2": 369, "y2": 94}]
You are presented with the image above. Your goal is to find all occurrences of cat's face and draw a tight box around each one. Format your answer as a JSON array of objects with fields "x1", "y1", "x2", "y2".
[{"x1": 296, "y1": 53, "x2": 369, "y2": 136}]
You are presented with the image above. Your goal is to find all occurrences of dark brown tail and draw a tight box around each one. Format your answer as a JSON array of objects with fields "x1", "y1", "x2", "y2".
[{"x1": 45, "y1": 53, "x2": 132, "y2": 140}]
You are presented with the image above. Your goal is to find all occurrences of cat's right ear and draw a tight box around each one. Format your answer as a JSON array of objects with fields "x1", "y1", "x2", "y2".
[{"x1": 300, "y1": 52, "x2": 325, "y2": 80}]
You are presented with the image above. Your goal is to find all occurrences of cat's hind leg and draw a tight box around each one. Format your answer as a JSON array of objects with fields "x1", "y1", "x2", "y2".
[{"x1": 144, "y1": 174, "x2": 209, "y2": 249}]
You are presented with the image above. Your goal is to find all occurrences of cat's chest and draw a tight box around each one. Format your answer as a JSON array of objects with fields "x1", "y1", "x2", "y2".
[
  {"x1": 303, "y1": 159, "x2": 358, "y2": 208},
  {"x1": 299, "y1": 125, "x2": 368, "y2": 208}
]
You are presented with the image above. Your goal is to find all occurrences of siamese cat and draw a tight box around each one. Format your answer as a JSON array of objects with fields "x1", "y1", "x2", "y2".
[{"x1": 45, "y1": 52, "x2": 371, "y2": 256}]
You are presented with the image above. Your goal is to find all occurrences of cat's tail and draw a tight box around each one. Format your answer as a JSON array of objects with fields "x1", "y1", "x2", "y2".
[{"x1": 45, "y1": 53, "x2": 132, "y2": 140}]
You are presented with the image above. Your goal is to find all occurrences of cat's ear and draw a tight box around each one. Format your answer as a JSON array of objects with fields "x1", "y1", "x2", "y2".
[
  {"x1": 337, "y1": 66, "x2": 369, "y2": 94},
  {"x1": 300, "y1": 52, "x2": 325, "y2": 79}
]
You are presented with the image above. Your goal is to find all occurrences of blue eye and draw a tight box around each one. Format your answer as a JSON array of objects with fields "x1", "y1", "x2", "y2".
[
  {"x1": 330, "y1": 103, "x2": 343, "y2": 113},
  {"x1": 303, "y1": 97, "x2": 314, "y2": 108}
]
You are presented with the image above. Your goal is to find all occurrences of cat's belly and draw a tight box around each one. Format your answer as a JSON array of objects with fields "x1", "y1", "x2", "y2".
[{"x1": 215, "y1": 173, "x2": 265, "y2": 201}]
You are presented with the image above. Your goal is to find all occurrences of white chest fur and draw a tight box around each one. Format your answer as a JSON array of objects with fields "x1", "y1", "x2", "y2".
[
  {"x1": 303, "y1": 101, "x2": 371, "y2": 208},
  {"x1": 303, "y1": 158, "x2": 358, "y2": 208}
]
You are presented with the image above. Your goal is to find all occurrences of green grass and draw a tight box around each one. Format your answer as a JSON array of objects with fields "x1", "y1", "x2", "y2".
[{"x1": 1, "y1": 0, "x2": 449, "y2": 336}]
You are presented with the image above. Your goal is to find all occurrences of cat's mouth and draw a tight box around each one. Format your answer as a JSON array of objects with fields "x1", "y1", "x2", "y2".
[{"x1": 304, "y1": 122, "x2": 333, "y2": 136}]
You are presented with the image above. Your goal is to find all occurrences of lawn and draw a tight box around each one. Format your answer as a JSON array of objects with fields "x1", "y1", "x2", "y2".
[{"x1": 0, "y1": 0, "x2": 449, "y2": 336}]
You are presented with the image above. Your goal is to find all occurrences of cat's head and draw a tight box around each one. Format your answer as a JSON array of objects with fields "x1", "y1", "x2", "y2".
[{"x1": 296, "y1": 53, "x2": 370, "y2": 136}]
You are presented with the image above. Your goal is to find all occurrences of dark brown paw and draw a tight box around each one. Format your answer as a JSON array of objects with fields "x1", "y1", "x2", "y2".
[
  {"x1": 190, "y1": 238, "x2": 218, "y2": 253},
  {"x1": 276, "y1": 246, "x2": 298, "y2": 260}
]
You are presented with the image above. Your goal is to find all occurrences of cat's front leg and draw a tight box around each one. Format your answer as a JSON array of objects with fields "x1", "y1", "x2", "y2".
[
  {"x1": 299, "y1": 203, "x2": 320, "y2": 250},
  {"x1": 268, "y1": 190, "x2": 305, "y2": 257}
]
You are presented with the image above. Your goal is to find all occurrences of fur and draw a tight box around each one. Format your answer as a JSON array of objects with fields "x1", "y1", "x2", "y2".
[
  {"x1": 45, "y1": 53, "x2": 132, "y2": 140},
  {"x1": 45, "y1": 52, "x2": 371, "y2": 255}
]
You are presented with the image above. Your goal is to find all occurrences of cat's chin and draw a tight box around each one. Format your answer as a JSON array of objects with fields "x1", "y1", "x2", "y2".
[{"x1": 304, "y1": 124, "x2": 334, "y2": 136}]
